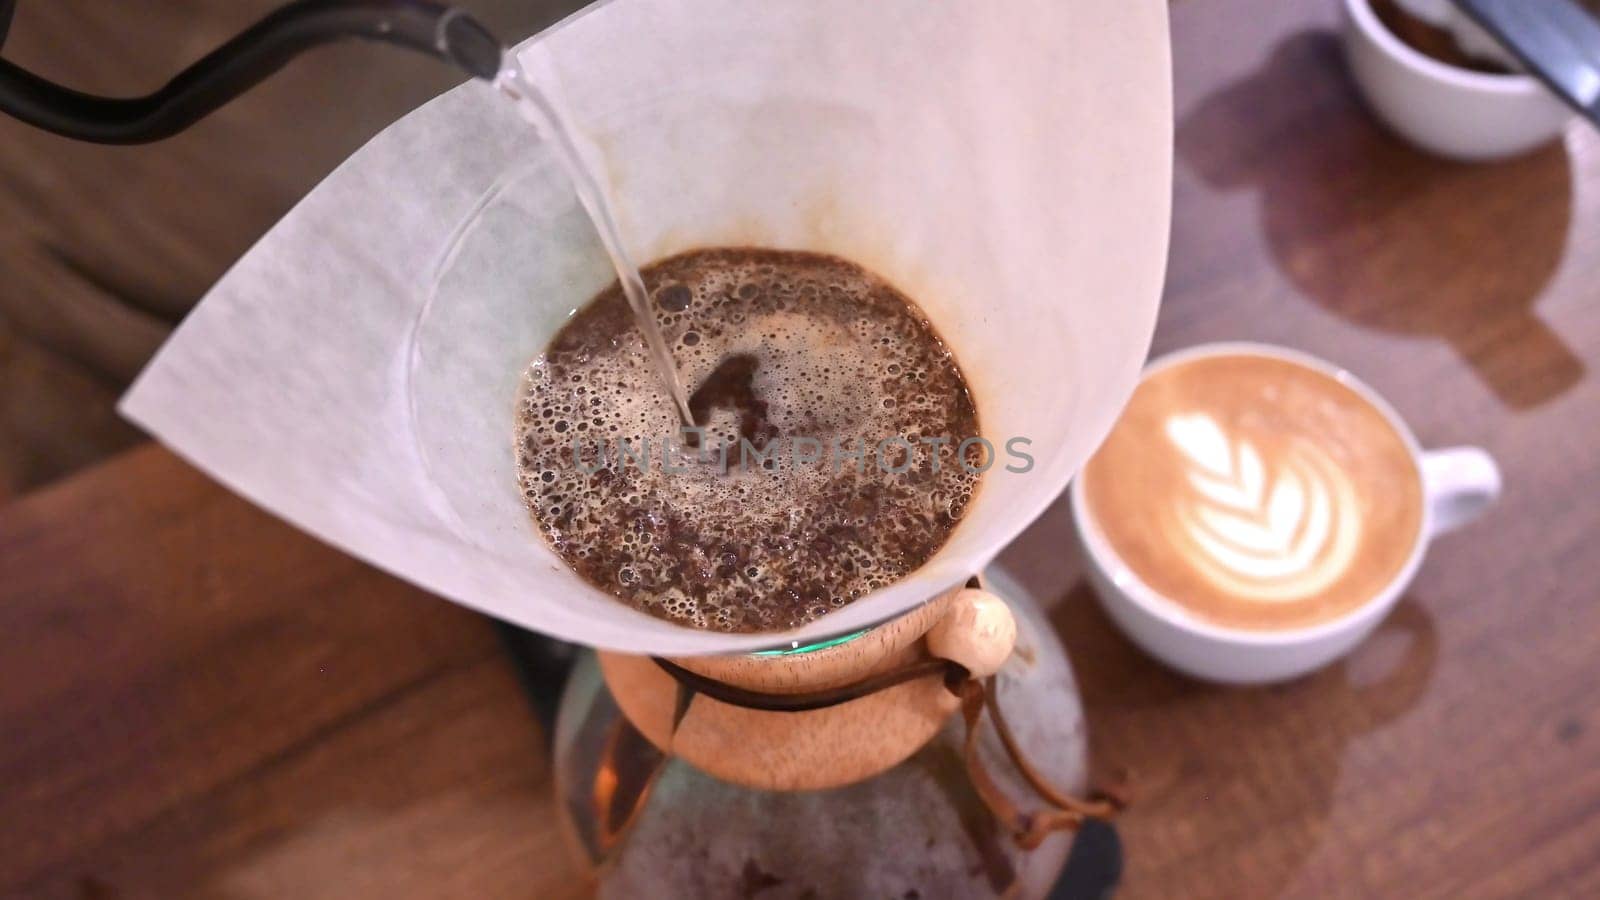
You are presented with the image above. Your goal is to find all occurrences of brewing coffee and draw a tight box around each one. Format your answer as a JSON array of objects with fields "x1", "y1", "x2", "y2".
[
  {"x1": 516, "y1": 247, "x2": 981, "y2": 632},
  {"x1": 1081, "y1": 353, "x2": 1423, "y2": 632}
]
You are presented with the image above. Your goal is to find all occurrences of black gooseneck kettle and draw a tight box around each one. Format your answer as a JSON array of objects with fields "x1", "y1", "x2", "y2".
[{"x1": 0, "y1": 0, "x2": 505, "y2": 144}]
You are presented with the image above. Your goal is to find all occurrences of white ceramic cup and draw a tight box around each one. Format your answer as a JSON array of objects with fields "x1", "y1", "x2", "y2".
[
  {"x1": 1340, "y1": 0, "x2": 1573, "y2": 161},
  {"x1": 1069, "y1": 343, "x2": 1501, "y2": 684}
]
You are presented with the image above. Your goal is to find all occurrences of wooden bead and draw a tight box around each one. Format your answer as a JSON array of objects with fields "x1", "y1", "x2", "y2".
[{"x1": 926, "y1": 588, "x2": 1017, "y2": 678}]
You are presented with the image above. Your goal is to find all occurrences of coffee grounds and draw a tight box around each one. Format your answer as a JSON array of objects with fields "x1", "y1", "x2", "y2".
[{"x1": 515, "y1": 247, "x2": 981, "y2": 632}]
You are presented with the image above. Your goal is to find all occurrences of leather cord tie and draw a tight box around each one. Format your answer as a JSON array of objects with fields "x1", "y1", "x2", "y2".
[
  {"x1": 649, "y1": 657, "x2": 1127, "y2": 847},
  {"x1": 953, "y1": 675, "x2": 1128, "y2": 849}
]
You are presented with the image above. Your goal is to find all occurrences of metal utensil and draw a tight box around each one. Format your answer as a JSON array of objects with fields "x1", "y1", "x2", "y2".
[
  {"x1": 0, "y1": 0, "x2": 504, "y2": 143},
  {"x1": 1399, "y1": 0, "x2": 1600, "y2": 127}
]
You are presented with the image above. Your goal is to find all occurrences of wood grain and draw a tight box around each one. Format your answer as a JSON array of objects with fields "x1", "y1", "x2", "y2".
[
  {"x1": 0, "y1": 445, "x2": 587, "y2": 899},
  {"x1": 1, "y1": 0, "x2": 1598, "y2": 897},
  {"x1": 0, "y1": 0, "x2": 580, "y2": 498}
]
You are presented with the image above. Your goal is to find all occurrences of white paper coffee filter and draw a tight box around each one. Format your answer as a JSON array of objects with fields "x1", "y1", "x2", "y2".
[{"x1": 121, "y1": 0, "x2": 1171, "y2": 656}]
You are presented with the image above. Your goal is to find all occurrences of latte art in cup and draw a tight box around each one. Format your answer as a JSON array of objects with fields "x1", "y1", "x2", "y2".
[
  {"x1": 1081, "y1": 353, "x2": 1424, "y2": 631},
  {"x1": 1160, "y1": 412, "x2": 1364, "y2": 604}
]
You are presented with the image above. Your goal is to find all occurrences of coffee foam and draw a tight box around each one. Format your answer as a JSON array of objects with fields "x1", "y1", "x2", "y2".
[
  {"x1": 1161, "y1": 412, "x2": 1363, "y2": 602},
  {"x1": 1083, "y1": 353, "x2": 1423, "y2": 632},
  {"x1": 515, "y1": 248, "x2": 980, "y2": 632}
]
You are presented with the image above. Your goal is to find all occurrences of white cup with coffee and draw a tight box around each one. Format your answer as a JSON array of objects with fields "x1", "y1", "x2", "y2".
[
  {"x1": 1341, "y1": 0, "x2": 1573, "y2": 161},
  {"x1": 1070, "y1": 343, "x2": 1500, "y2": 684}
]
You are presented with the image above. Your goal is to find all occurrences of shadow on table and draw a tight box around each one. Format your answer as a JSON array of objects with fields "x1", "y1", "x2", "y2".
[
  {"x1": 1000, "y1": 486, "x2": 1440, "y2": 897},
  {"x1": 1177, "y1": 29, "x2": 1583, "y2": 409},
  {"x1": 1050, "y1": 581, "x2": 1437, "y2": 897}
]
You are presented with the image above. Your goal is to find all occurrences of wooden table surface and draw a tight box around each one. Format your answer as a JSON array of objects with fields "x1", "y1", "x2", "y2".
[
  {"x1": 0, "y1": 0, "x2": 574, "y2": 500},
  {"x1": 4, "y1": 0, "x2": 1599, "y2": 897}
]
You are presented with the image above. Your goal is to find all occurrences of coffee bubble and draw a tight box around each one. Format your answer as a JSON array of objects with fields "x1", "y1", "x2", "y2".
[{"x1": 515, "y1": 247, "x2": 981, "y2": 633}]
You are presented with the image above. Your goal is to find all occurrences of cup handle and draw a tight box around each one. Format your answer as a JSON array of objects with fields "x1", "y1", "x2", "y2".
[{"x1": 1419, "y1": 446, "x2": 1501, "y2": 539}]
